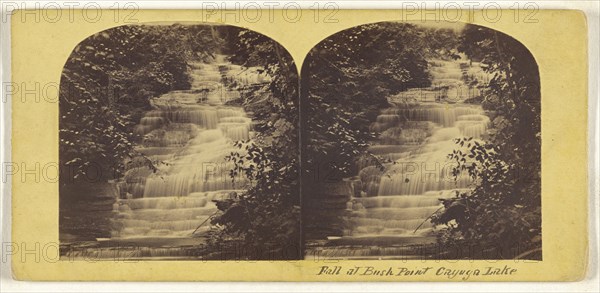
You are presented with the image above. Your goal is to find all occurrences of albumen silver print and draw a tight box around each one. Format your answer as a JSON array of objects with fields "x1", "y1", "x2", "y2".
[
  {"x1": 301, "y1": 22, "x2": 541, "y2": 260},
  {"x1": 58, "y1": 21, "x2": 541, "y2": 261},
  {"x1": 59, "y1": 24, "x2": 301, "y2": 260}
]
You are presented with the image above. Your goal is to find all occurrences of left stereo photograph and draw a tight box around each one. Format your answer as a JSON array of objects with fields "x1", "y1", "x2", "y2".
[{"x1": 58, "y1": 23, "x2": 301, "y2": 260}]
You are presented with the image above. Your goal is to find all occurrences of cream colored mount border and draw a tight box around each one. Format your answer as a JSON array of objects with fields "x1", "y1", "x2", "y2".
[{"x1": 11, "y1": 9, "x2": 587, "y2": 281}]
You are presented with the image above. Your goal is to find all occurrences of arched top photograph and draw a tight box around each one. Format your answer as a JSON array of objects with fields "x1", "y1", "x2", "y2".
[
  {"x1": 301, "y1": 21, "x2": 541, "y2": 260},
  {"x1": 59, "y1": 23, "x2": 301, "y2": 260}
]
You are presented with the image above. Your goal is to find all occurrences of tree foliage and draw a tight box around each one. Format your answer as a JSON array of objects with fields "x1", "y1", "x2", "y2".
[
  {"x1": 209, "y1": 28, "x2": 301, "y2": 259},
  {"x1": 60, "y1": 24, "x2": 219, "y2": 184},
  {"x1": 432, "y1": 25, "x2": 541, "y2": 258}
]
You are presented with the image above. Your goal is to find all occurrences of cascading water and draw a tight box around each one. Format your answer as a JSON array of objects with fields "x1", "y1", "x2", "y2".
[
  {"x1": 64, "y1": 55, "x2": 267, "y2": 259},
  {"x1": 319, "y1": 58, "x2": 491, "y2": 258},
  {"x1": 114, "y1": 55, "x2": 268, "y2": 239}
]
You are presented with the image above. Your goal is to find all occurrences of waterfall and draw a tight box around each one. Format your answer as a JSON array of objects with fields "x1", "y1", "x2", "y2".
[
  {"x1": 110, "y1": 55, "x2": 266, "y2": 240},
  {"x1": 345, "y1": 58, "x2": 491, "y2": 239}
]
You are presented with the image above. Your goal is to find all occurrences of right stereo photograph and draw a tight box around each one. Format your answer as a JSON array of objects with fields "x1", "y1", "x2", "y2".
[{"x1": 301, "y1": 22, "x2": 541, "y2": 261}]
